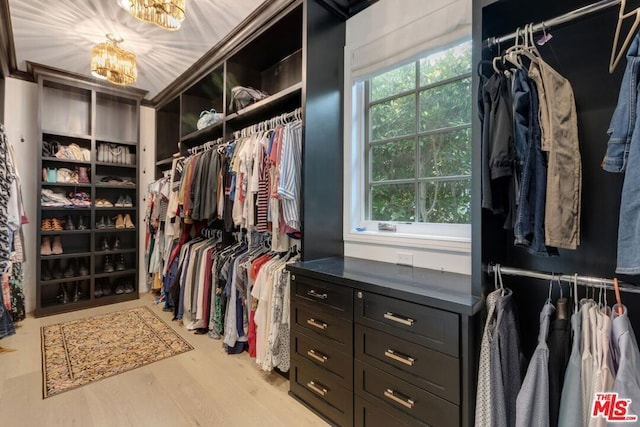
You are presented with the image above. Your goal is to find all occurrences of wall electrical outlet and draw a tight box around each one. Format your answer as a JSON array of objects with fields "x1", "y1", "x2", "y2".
[{"x1": 397, "y1": 252, "x2": 413, "y2": 266}]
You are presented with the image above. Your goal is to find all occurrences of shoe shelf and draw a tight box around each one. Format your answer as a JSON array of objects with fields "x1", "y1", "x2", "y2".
[
  {"x1": 41, "y1": 182, "x2": 92, "y2": 188},
  {"x1": 34, "y1": 52, "x2": 144, "y2": 316},
  {"x1": 93, "y1": 269, "x2": 137, "y2": 279},
  {"x1": 42, "y1": 207, "x2": 92, "y2": 211},
  {"x1": 41, "y1": 230, "x2": 92, "y2": 235},
  {"x1": 95, "y1": 183, "x2": 136, "y2": 189},
  {"x1": 95, "y1": 161, "x2": 137, "y2": 169},
  {"x1": 42, "y1": 157, "x2": 91, "y2": 165},
  {"x1": 41, "y1": 129, "x2": 92, "y2": 141},
  {"x1": 40, "y1": 275, "x2": 92, "y2": 285},
  {"x1": 38, "y1": 298, "x2": 94, "y2": 316},
  {"x1": 94, "y1": 248, "x2": 137, "y2": 255},
  {"x1": 41, "y1": 251, "x2": 92, "y2": 260},
  {"x1": 95, "y1": 137, "x2": 138, "y2": 146},
  {"x1": 94, "y1": 206, "x2": 136, "y2": 211}
]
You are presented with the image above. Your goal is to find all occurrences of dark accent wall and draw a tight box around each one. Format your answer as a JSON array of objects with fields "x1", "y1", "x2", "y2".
[
  {"x1": 478, "y1": 0, "x2": 640, "y2": 358},
  {"x1": 302, "y1": 0, "x2": 345, "y2": 260}
]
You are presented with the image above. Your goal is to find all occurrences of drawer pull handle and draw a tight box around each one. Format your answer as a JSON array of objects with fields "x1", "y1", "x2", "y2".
[
  {"x1": 307, "y1": 349, "x2": 328, "y2": 363},
  {"x1": 384, "y1": 349, "x2": 415, "y2": 366},
  {"x1": 307, "y1": 318, "x2": 328, "y2": 330},
  {"x1": 306, "y1": 380, "x2": 328, "y2": 396},
  {"x1": 384, "y1": 312, "x2": 415, "y2": 326},
  {"x1": 307, "y1": 289, "x2": 328, "y2": 300},
  {"x1": 384, "y1": 389, "x2": 415, "y2": 409}
]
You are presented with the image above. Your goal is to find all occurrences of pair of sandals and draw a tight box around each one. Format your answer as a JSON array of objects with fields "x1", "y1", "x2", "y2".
[
  {"x1": 95, "y1": 198, "x2": 114, "y2": 207},
  {"x1": 115, "y1": 195, "x2": 134, "y2": 208}
]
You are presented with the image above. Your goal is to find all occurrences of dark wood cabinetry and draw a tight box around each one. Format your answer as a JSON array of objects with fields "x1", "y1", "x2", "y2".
[
  {"x1": 32, "y1": 64, "x2": 145, "y2": 317},
  {"x1": 288, "y1": 257, "x2": 482, "y2": 427}
]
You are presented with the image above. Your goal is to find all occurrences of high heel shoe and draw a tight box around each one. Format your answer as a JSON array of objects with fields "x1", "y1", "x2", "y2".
[{"x1": 124, "y1": 214, "x2": 135, "y2": 229}]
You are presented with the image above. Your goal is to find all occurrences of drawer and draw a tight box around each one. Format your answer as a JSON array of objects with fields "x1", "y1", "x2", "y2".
[
  {"x1": 290, "y1": 356, "x2": 353, "y2": 427},
  {"x1": 355, "y1": 360, "x2": 459, "y2": 427},
  {"x1": 293, "y1": 330, "x2": 353, "y2": 388},
  {"x1": 355, "y1": 395, "x2": 428, "y2": 427},
  {"x1": 355, "y1": 324, "x2": 459, "y2": 404},
  {"x1": 355, "y1": 291, "x2": 459, "y2": 356},
  {"x1": 293, "y1": 275, "x2": 353, "y2": 317},
  {"x1": 293, "y1": 302, "x2": 353, "y2": 350}
]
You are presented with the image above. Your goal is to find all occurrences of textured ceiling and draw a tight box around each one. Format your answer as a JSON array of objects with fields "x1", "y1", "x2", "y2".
[{"x1": 8, "y1": 0, "x2": 265, "y2": 98}]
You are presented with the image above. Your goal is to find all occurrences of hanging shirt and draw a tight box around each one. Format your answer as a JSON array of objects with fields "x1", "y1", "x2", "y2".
[
  {"x1": 547, "y1": 308, "x2": 572, "y2": 427},
  {"x1": 609, "y1": 305, "x2": 640, "y2": 425},
  {"x1": 516, "y1": 301, "x2": 555, "y2": 427},
  {"x1": 557, "y1": 309, "x2": 583, "y2": 427},
  {"x1": 490, "y1": 289, "x2": 523, "y2": 427},
  {"x1": 475, "y1": 289, "x2": 502, "y2": 427}
]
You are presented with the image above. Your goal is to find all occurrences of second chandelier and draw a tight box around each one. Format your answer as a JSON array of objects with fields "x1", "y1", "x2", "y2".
[{"x1": 118, "y1": 0, "x2": 186, "y2": 31}]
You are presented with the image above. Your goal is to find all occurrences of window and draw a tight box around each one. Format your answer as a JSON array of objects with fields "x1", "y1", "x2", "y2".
[{"x1": 362, "y1": 40, "x2": 472, "y2": 226}]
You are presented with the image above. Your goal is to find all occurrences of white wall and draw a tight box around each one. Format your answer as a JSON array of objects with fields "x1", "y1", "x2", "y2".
[
  {"x1": 4, "y1": 77, "x2": 38, "y2": 312},
  {"x1": 138, "y1": 105, "x2": 156, "y2": 292}
]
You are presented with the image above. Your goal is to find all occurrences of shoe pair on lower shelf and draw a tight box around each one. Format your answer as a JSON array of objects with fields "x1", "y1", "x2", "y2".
[
  {"x1": 41, "y1": 236, "x2": 63, "y2": 255},
  {"x1": 114, "y1": 195, "x2": 134, "y2": 208},
  {"x1": 94, "y1": 279, "x2": 113, "y2": 298},
  {"x1": 96, "y1": 214, "x2": 134, "y2": 229},
  {"x1": 103, "y1": 254, "x2": 126, "y2": 273},
  {"x1": 115, "y1": 279, "x2": 135, "y2": 295},
  {"x1": 57, "y1": 282, "x2": 84, "y2": 304},
  {"x1": 95, "y1": 278, "x2": 134, "y2": 297},
  {"x1": 100, "y1": 237, "x2": 121, "y2": 251}
]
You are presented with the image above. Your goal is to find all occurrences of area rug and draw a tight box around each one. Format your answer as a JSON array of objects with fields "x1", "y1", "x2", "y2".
[{"x1": 41, "y1": 306, "x2": 193, "y2": 398}]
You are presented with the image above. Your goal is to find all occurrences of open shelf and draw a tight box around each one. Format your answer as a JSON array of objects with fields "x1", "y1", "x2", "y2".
[
  {"x1": 156, "y1": 156, "x2": 177, "y2": 166},
  {"x1": 94, "y1": 248, "x2": 137, "y2": 255},
  {"x1": 94, "y1": 228, "x2": 137, "y2": 233},
  {"x1": 41, "y1": 157, "x2": 91, "y2": 165},
  {"x1": 180, "y1": 120, "x2": 224, "y2": 144},
  {"x1": 96, "y1": 138, "x2": 138, "y2": 146},
  {"x1": 94, "y1": 206, "x2": 136, "y2": 211},
  {"x1": 40, "y1": 275, "x2": 92, "y2": 285},
  {"x1": 225, "y1": 82, "x2": 302, "y2": 124},
  {"x1": 42, "y1": 129, "x2": 92, "y2": 141},
  {"x1": 93, "y1": 269, "x2": 137, "y2": 279},
  {"x1": 40, "y1": 251, "x2": 92, "y2": 260},
  {"x1": 41, "y1": 182, "x2": 91, "y2": 188},
  {"x1": 41, "y1": 230, "x2": 92, "y2": 235},
  {"x1": 95, "y1": 183, "x2": 136, "y2": 189},
  {"x1": 42, "y1": 207, "x2": 91, "y2": 211},
  {"x1": 95, "y1": 161, "x2": 137, "y2": 169}
]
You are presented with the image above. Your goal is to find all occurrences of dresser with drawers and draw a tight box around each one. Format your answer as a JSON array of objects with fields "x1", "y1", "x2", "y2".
[{"x1": 287, "y1": 257, "x2": 482, "y2": 427}]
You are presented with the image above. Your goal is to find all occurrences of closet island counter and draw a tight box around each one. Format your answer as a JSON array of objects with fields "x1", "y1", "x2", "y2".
[{"x1": 287, "y1": 257, "x2": 482, "y2": 427}]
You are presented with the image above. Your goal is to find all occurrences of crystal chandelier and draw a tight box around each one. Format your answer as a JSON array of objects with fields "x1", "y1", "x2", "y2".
[
  {"x1": 118, "y1": 0, "x2": 186, "y2": 31},
  {"x1": 91, "y1": 35, "x2": 137, "y2": 86}
]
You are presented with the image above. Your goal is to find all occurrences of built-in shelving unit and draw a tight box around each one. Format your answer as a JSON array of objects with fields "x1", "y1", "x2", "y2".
[
  {"x1": 32, "y1": 63, "x2": 146, "y2": 317},
  {"x1": 154, "y1": 1, "x2": 304, "y2": 177}
]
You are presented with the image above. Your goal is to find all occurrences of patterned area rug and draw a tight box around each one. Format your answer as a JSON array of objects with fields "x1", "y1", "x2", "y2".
[{"x1": 41, "y1": 306, "x2": 193, "y2": 398}]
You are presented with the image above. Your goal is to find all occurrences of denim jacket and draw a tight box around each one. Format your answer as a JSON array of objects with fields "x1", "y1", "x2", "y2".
[{"x1": 603, "y1": 32, "x2": 640, "y2": 172}]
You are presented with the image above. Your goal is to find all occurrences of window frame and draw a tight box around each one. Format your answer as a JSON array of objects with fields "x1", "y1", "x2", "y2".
[
  {"x1": 345, "y1": 41, "x2": 472, "y2": 250},
  {"x1": 364, "y1": 61, "x2": 473, "y2": 224}
]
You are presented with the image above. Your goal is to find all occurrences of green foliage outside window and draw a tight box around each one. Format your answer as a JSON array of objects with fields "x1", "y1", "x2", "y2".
[{"x1": 366, "y1": 41, "x2": 472, "y2": 225}]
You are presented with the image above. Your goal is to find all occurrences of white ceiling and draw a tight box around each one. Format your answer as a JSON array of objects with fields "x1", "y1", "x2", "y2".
[{"x1": 8, "y1": 0, "x2": 265, "y2": 99}]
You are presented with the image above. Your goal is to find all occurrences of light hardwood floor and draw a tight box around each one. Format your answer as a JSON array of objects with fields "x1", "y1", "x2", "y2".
[{"x1": 0, "y1": 293, "x2": 328, "y2": 427}]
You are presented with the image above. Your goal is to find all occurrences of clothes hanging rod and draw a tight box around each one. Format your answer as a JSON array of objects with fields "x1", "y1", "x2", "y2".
[
  {"x1": 485, "y1": 0, "x2": 622, "y2": 47},
  {"x1": 487, "y1": 264, "x2": 640, "y2": 295}
]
